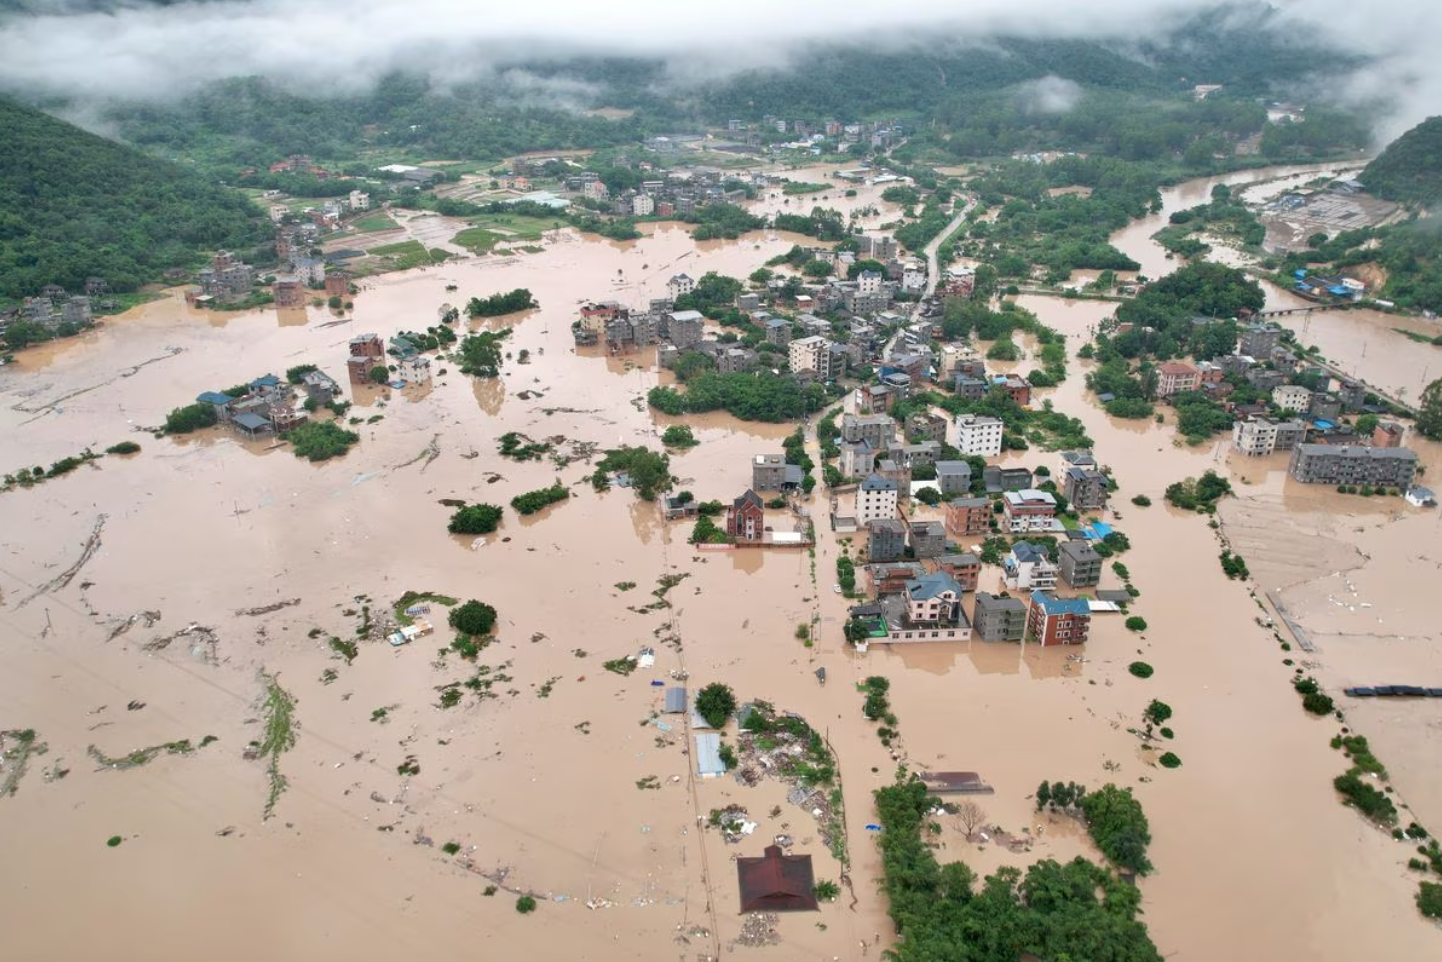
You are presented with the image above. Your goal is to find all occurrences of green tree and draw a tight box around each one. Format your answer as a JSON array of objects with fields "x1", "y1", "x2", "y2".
[
  {"x1": 369, "y1": 365, "x2": 389, "y2": 384},
  {"x1": 449, "y1": 600, "x2": 497, "y2": 637},
  {"x1": 1418, "y1": 378, "x2": 1442, "y2": 441},
  {"x1": 695, "y1": 682, "x2": 737, "y2": 728},
  {"x1": 448, "y1": 503, "x2": 502, "y2": 534},
  {"x1": 163, "y1": 403, "x2": 218, "y2": 434},
  {"x1": 1079, "y1": 784, "x2": 1153, "y2": 874}
]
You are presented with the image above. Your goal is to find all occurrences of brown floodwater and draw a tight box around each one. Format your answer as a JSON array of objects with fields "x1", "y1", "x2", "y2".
[{"x1": 0, "y1": 170, "x2": 1438, "y2": 962}]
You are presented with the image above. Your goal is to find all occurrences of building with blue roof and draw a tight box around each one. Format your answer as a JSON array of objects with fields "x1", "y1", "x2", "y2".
[
  {"x1": 250, "y1": 374, "x2": 282, "y2": 390},
  {"x1": 1027, "y1": 591, "x2": 1091, "y2": 646}
]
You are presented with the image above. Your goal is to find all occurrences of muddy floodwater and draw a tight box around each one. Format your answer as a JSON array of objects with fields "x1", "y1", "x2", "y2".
[{"x1": 1, "y1": 173, "x2": 1439, "y2": 962}]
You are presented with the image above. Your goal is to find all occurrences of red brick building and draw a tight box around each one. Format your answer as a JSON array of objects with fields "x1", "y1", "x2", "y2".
[
  {"x1": 325, "y1": 272, "x2": 351, "y2": 298},
  {"x1": 945, "y1": 497, "x2": 991, "y2": 537},
  {"x1": 1373, "y1": 421, "x2": 1404, "y2": 448},
  {"x1": 726, "y1": 490, "x2": 765, "y2": 543},
  {"x1": 1026, "y1": 592, "x2": 1091, "y2": 647},
  {"x1": 936, "y1": 553, "x2": 981, "y2": 591}
]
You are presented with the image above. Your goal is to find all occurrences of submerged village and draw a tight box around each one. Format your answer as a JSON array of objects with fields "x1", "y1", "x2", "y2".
[{"x1": 6, "y1": 113, "x2": 1442, "y2": 962}]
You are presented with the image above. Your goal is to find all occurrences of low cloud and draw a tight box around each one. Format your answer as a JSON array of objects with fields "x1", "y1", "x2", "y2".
[
  {"x1": 0, "y1": 1, "x2": 1436, "y2": 141},
  {"x1": 1016, "y1": 76, "x2": 1083, "y2": 115}
]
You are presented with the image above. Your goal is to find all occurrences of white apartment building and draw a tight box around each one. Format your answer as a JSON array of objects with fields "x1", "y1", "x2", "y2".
[
  {"x1": 955, "y1": 414, "x2": 1004, "y2": 457},
  {"x1": 1273, "y1": 384, "x2": 1312, "y2": 412},
  {"x1": 856, "y1": 474, "x2": 899, "y2": 525},
  {"x1": 633, "y1": 194, "x2": 655, "y2": 216},
  {"x1": 667, "y1": 273, "x2": 695, "y2": 300},
  {"x1": 788, "y1": 335, "x2": 830, "y2": 377}
]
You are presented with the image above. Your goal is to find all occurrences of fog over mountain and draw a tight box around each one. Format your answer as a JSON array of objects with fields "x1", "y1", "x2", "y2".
[{"x1": 0, "y1": 0, "x2": 1435, "y2": 140}]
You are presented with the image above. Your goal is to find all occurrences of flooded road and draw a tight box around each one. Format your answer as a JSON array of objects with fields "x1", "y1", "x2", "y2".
[{"x1": 0, "y1": 169, "x2": 1438, "y2": 962}]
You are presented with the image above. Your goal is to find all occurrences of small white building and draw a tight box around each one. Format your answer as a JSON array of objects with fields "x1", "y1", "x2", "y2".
[
  {"x1": 955, "y1": 414, "x2": 1004, "y2": 457},
  {"x1": 856, "y1": 473, "x2": 899, "y2": 526},
  {"x1": 349, "y1": 190, "x2": 371, "y2": 211},
  {"x1": 667, "y1": 273, "x2": 696, "y2": 300},
  {"x1": 1273, "y1": 385, "x2": 1313, "y2": 413},
  {"x1": 633, "y1": 193, "x2": 655, "y2": 217}
]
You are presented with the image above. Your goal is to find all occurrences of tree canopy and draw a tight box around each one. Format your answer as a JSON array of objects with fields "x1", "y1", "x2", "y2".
[{"x1": 0, "y1": 96, "x2": 267, "y2": 300}]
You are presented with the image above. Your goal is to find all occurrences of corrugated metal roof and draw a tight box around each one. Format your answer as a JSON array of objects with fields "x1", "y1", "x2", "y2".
[
  {"x1": 695, "y1": 733, "x2": 725, "y2": 777},
  {"x1": 664, "y1": 688, "x2": 687, "y2": 713}
]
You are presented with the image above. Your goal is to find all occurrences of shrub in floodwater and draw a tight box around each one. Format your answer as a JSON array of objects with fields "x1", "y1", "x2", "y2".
[
  {"x1": 516, "y1": 896, "x2": 537, "y2": 914},
  {"x1": 441, "y1": 841, "x2": 461, "y2": 855},
  {"x1": 106, "y1": 835, "x2": 123, "y2": 847},
  {"x1": 1158, "y1": 753, "x2": 1181, "y2": 769},
  {"x1": 1128, "y1": 661, "x2": 1154, "y2": 679}
]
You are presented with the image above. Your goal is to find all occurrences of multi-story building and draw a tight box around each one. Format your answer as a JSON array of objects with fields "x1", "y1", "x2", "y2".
[
  {"x1": 973, "y1": 592, "x2": 1027, "y2": 642},
  {"x1": 1238, "y1": 322, "x2": 1282, "y2": 359},
  {"x1": 726, "y1": 489, "x2": 766, "y2": 543},
  {"x1": 1028, "y1": 592, "x2": 1092, "y2": 646},
  {"x1": 667, "y1": 273, "x2": 696, "y2": 301},
  {"x1": 1232, "y1": 416, "x2": 1306, "y2": 456},
  {"x1": 1310, "y1": 392, "x2": 1343, "y2": 422},
  {"x1": 1337, "y1": 379, "x2": 1367, "y2": 412},
  {"x1": 1156, "y1": 362, "x2": 1201, "y2": 398},
  {"x1": 945, "y1": 497, "x2": 992, "y2": 537},
  {"x1": 1288, "y1": 444, "x2": 1419, "y2": 488},
  {"x1": 875, "y1": 458, "x2": 911, "y2": 495},
  {"x1": 788, "y1": 335, "x2": 831, "y2": 379},
  {"x1": 1273, "y1": 384, "x2": 1313, "y2": 413},
  {"x1": 867, "y1": 562, "x2": 926, "y2": 596},
  {"x1": 666, "y1": 310, "x2": 705, "y2": 349},
  {"x1": 935, "y1": 461, "x2": 973, "y2": 497},
  {"x1": 891, "y1": 442, "x2": 940, "y2": 470},
  {"x1": 717, "y1": 347, "x2": 758, "y2": 374},
  {"x1": 1373, "y1": 421, "x2": 1405, "y2": 448},
  {"x1": 1003, "y1": 542, "x2": 1058, "y2": 591},
  {"x1": 839, "y1": 440, "x2": 877, "y2": 479},
  {"x1": 867, "y1": 519, "x2": 907, "y2": 563},
  {"x1": 900, "y1": 572, "x2": 967, "y2": 636},
  {"x1": 1062, "y1": 466, "x2": 1109, "y2": 510},
  {"x1": 1002, "y1": 489, "x2": 1058, "y2": 533},
  {"x1": 983, "y1": 465, "x2": 1033, "y2": 494},
  {"x1": 956, "y1": 414, "x2": 1004, "y2": 457},
  {"x1": 842, "y1": 414, "x2": 896, "y2": 451},
  {"x1": 272, "y1": 275, "x2": 306, "y2": 308},
  {"x1": 906, "y1": 412, "x2": 948, "y2": 445},
  {"x1": 908, "y1": 521, "x2": 947, "y2": 559},
  {"x1": 1058, "y1": 541, "x2": 1103, "y2": 588},
  {"x1": 857, "y1": 474, "x2": 899, "y2": 525},
  {"x1": 752, "y1": 454, "x2": 789, "y2": 491},
  {"x1": 937, "y1": 552, "x2": 981, "y2": 591},
  {"x1": 991, "y1": 373, "x2": 1032, "y2": 407},
  {"x1": 633, "y1": 193, "x2": 655, "y2": 216}
]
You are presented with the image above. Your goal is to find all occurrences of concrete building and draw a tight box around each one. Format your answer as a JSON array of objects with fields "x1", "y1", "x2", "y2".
[
  {"x1": 856, "y1": 474, "x2": 899, "y2": 525},
  {"x1": 633, "y1": 193, "x2": 655, "y2": 216},
  {"x1": 973, "y1": 592, "x2": 1027, "y2": 642},
  {"x1": 752, "y1": 454, "x2": 788, "y2": 491},
  {"x1": 937, "y1": 552, "x2": 981, "y2": 591},
  {"x1": 1238, "y1": 322, "x2": 1282, "y2": 359},
  {"x1": 272, "y1": 275, "x2": 306, "y2": 308},
  {"x1": 1002, "y1": 489, "x2": 1058, "y2": 533},
  {"x1": 1062, "y1": 466, "x2": 1109, "y2": 510},
  {"x1": 1336, "y1": 379, "x2": 1367, "y2": 412},
  {"x1": 906, "y1": 412, "x2": 948, "y2": 445},
  {"x1": 1309, "y1": 392, "x2": 1343, "y2": 422},
  {"x1": 1058, "y1": 541, "x2": 1103, "y2": 588},
  {"x1": 788, "y1": 335, "x2": 832, "y2": 379},
  {"x1": 1027, "y1": 592, "x2": 1091, "y2": 646},
  {"x1": 955, "y1": 414, "x2": 1004, "y2": 457},
  {"x1": 983, "y1": 466, "x2": 1033, "y2": 494},
  {"x1": 1156, "y1": 362, "x2": 1201, "y2": 398},
  {"x1": 842, "y1": 414, "x2": 896, "y2": 451},
  {"x1": 667, "y1": 273, "x2": 696, "y2": 300},
  {"x1": 839, "y1": 440, "x2": 877, "y2": 479},
  {"x1": 1003, "y1": 541, "x2": 1058, "y2": 591},
  {"x1": 934, "y1": 461, "x2": 973, "y2": 497},
  {"x1": 1273, "y1": 384, "x2": 1313, "y2": 413},
  {"x1": 908, "y1": 521, "x2": 947, "y2": 559},
  {"x1": 1373, "y1": 421, "x2": 1405, "y2": 448},
  {"x1": 867, "y1": 519, "x2": 907, "y2": 563},
  {"x1": 1232, "y1": 416, "x2": 1307, "y2": 456},
  {"x1": 945, "y1": 497, "x2": 992, "y2": 537},
  {"x1": 666, "y1": 310, "x2": 705, "y2": 349},
  {"x1": 718, "y1": 347, "x2": 758, "y2": 374},
  {"x1": 1288, "y1": 444, "x2": 1419, "y2": 488}
]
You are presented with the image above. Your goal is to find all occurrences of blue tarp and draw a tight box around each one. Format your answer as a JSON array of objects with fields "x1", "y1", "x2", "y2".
[
  {"x1": 1089, "y1": 522, "x2": 1115, "y2": 539},
  {"x1": 1313, "y1": 419, "x2": 1336, "y2": 430}
]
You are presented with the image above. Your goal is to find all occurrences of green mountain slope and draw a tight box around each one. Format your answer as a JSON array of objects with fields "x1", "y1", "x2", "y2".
[
  {"x1": 0, "y1": 96, "x2": 266, "y2": 300},
  {"x1": 1363, "y1": 117, "x2": 1442, "y2": 207}
]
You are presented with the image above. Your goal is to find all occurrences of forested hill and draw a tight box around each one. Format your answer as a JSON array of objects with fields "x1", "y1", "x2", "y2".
[
  {"x1": 0, "y1": 96, "x2": 267, "y2": 301},
  {"x1": 1362, "y1": 117, "x2": 1442, "y2": 207}
]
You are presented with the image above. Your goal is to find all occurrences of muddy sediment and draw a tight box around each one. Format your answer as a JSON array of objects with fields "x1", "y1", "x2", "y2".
[{"x1": 0, "y1": 165, "x2": 1438, "y2": 961}]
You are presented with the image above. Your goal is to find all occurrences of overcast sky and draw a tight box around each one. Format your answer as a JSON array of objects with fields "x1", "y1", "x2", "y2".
[{"x1": 0, "y1": 1, "x2": 1434, "y2": 139}]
